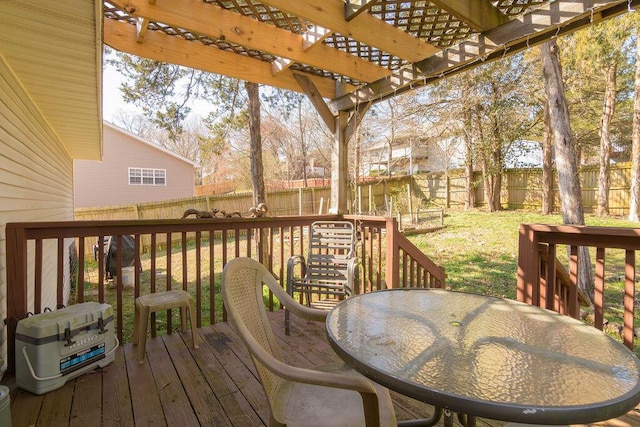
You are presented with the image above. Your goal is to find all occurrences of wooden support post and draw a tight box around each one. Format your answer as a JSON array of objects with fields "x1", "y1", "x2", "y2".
[
  {"x1": 517, "y1": 224, "x2": 539, "y2": 305},
  {"x1": 6, "y1": 224, "x2": 28, "y2": 374},
  {"x1": 407, "y1": 183, "x2": 413, "y2": 224},
  {"x1": 569, "y1": 245, "x2": 579, "y2": 317},
  {"x1": 594, "y1": 247, "x2": 606, "y2": 330},
  {"x1": 623, "y1": 250, "x2": 636, "y2": 349},
  {"x1": 298, "y1": 77, "x2": 370, "y2": 215},
  {"x1": 545, "y1": 244, "x2": 557, "y2": 311},
  {"x1": 385, "y1": 217, "x2": 400, "y2": 288},
  {"x1": 330, "y1": 109, "x2": 349, "y2": 214}
]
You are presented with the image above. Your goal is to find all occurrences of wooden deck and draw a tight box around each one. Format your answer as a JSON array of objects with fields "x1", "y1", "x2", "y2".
[{"x1": 6, "y1": 310, "x2": 640, "y2": 427}]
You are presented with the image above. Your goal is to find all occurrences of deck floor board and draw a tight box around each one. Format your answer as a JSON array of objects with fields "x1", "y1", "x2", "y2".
[
  {"x1": 5, "y1": 311, "x2": 640, "y2": 426},
  {"x1": 101, "y1": 348, "x2": 134, "y2": 426}
]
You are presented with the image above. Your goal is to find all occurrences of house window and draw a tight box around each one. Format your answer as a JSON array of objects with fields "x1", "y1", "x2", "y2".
[{"x1": 129, "y1": 168, "x2": 166, "y2": 186}]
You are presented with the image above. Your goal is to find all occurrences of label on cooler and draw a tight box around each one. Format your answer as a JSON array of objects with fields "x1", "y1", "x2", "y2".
[{"x1": 60, "y1": 342, "x2": 106, "y2": 374}]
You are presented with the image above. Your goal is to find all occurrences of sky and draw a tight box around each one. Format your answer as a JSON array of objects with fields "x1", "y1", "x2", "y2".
[
  {"x1": 102, "y1": 61, "x2": 214, "y2": 125},
  {"x1": 102, "y1": 62, "x2": 135, "y2": 123}
]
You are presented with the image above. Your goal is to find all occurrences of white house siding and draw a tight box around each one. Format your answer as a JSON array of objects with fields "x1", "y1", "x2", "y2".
[
  {"x1": 0, "y1": 54, "x2": 74, "y2": 369},
  {"x1": 74, "y1": 123, "x2": 196, "y2": 208}
]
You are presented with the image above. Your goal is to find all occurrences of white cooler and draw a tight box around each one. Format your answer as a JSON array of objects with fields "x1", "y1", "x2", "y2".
[{"x1": 15, "y1": 302, "x2": 119, "y2": 395}]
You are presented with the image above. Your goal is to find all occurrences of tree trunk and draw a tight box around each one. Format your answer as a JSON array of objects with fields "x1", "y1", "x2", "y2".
[
  {"x1": 245, "y1": 81, "x2": 266, "y2": 206},
  {"x1": 480, "y1": 155, "x2": 493, "y2": 211},
  {"x1": 540, "y1": 40, "x2": 593, "y2": 301},
  {"x1": 474, "y1": 106, "x2": 497, "y2": 212},
  {"x1": 541, "y1": 98, "x2": 554, "y2": 214},
  {"x1": 464, "y1": 147, "x2": 475, "y2": 209},
  {"x1": 629, "y1": 32, "x2": 640, "y2": 222},
  {"x1": 489, "y1": 85, "x2": 502, "y2": 212},
  {"x1": 462, "y1": 107, "x2": 476, "y2": 209},
  {"x1": 597, "y1": 62, "x2": 616, "y2": 217},
  {"x1": 492, "y1": 168, "x2": 502, "y2": 211},
  {"x1": 298, "y1": 100, "x2": 308, "y2": 188},
  {"x1": 490, "y1": 144, "x2": 502, "y2": 211}
]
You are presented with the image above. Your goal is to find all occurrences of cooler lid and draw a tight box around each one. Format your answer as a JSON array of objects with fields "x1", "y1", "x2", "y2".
[{"x1": 16, "y1": 302, "x2": 113, "y2": 342}]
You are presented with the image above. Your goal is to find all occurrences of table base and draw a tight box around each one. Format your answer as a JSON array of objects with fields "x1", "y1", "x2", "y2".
[{"x1": 398, "y1": 407, "x2": 476, "y2": 427}]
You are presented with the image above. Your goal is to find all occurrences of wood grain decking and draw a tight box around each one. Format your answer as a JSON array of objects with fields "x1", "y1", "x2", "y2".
[{"x1": 5, "y1": 311, "x2": 640, "y2": 426}]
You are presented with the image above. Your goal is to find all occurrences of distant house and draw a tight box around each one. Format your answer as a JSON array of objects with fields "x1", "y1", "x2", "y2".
[
  {"x1": 363, "y1": 126, "x2": 549, "y2": 176},
  {"x1": 362, "y1": 136, "x2": 430, "y2": 175},
  {"x1": 74, "y1": 122, "x2": 198, "y2": 208},
  {"x1": 362, "y1": 124, "x2": 464, "y2": 176}
]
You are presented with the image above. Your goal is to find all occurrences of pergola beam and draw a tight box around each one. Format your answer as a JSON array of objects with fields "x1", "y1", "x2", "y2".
[
  {"x1": 135, "y1": 17, "x2": 149, "y2": 43},
  {"x1": 111, "y1": 0, "x2": 390, "y2": 83},
  {"x1": 273, "y1": 24, "x2": 332, "y2": 76},
  {"x1": 301, "y1": 24, "x2": 332, "y2": 51},
  {"x1": 429, "y1": 0, "x2": 508, "y2": 31},
  {"x1": 103, "y1": 18, "x2": 349, "y2": 98},
  {"x1": 344, "y1": 101, "x2": 371, "y2": 142},
  {"x1": 345, "y1": 0, "x2": 376, "y2": 21},
  {"x1": 294, "y1": 73, "x2": 336, "y2": 133},
  {"x1": 328, "y1": 0, "x2": 637, "y2": 112},
  {"x1": 260, "y1": 0, "x2": 440, "y2": 63}
]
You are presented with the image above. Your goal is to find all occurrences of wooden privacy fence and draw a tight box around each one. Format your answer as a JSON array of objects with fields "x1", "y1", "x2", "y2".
[
  {"x1": 505, "y1": 163, "x2": 632, "y2": 215},
  {"x1": 74, "y1": 188, "x2": 334, "y2": 221},
  {"x1": 76, "y1": 163, "x2": 637, "y2": 230},
  {"x1": 4, "y1": 214, "x2": 446, "y2": 373},
  {"x1": 75, "y1": 177, "x2": 415, "y2": 222},
  {"x1": 73, "y1": 177, "x2": 414, "y2": 256},
  {"x1": 420, "y1": 162, "x2": 635, "y2": 214}
]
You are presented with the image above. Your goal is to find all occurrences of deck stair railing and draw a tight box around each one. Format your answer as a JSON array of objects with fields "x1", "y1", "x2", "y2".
[
  {"x1": 518, "y1": 223, "x2": 640, "y2": 349},
  {"x1": 5, "y1": 214, "x2": 445, "y2": 373},
  {"x1": 536, "y1": 242, "x2": 591, "y2": 316}
]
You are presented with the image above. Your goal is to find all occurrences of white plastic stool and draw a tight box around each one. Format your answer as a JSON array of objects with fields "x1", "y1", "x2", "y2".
[{"x1": 133, "y1": 290, "x2": 199, "y2": 364}]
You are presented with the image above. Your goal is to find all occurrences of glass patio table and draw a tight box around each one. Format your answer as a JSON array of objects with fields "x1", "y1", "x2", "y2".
[{"x1": 325, "y1": 288, "x2": 640, "y2": 426}]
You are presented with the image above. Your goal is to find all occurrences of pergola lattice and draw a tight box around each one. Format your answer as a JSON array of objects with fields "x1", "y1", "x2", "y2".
[{"x1": 103, "y1": 0, "x2": 638, "y2": 212}]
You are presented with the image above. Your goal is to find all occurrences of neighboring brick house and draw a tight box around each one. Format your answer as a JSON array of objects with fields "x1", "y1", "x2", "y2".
[{"x1": 74, "y1": 122, "x2": 198, "y2": 208}]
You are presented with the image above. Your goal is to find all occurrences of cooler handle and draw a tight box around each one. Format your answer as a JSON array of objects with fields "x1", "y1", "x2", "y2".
[
  {"x1": 21, "y1": 346, "x2": 62, "y2": 381},
  {"x1": 106, "y1": 336, "x2": 120, "y2": 357}
]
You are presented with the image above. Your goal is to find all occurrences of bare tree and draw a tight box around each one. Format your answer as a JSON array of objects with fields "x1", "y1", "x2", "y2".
[
  {"x1": 541, "y1": 98, "x2": 554, "y2": 214},
  {"x1": 540, "y1": 40, "x2": 593, "y2": 300},
  {"x1": 597, "y1": 60, "x2": 616, "y2": 217},
  {"x1": 111, "y1": 111, "x2": 153, "y2": 137},
  {"x1": 630, "y1": 27, "x2": 640, "y2": 222},
  {"x1": 111, "y1": 52, "x2": 267, "y2": 205},
  {"x1": 245, "y1": 82, "x2": 266, "y2": 206}
]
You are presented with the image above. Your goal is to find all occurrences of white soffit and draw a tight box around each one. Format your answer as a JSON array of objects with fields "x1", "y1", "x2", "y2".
[{"x1": 0, "y1": 0, "x2": 103, "y2": 160}]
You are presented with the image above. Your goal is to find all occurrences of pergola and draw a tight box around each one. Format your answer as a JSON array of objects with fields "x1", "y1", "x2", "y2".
[{"x1": 103, "y1": 0, "x2": 637, "y2": 212}]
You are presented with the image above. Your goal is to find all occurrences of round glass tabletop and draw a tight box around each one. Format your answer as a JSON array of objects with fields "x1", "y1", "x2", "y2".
[{"x1": 326, "y1": 288, "x2": 640, "y2": 424}]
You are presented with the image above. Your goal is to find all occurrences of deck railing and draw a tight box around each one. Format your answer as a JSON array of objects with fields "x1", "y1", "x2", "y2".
[
  {"x1": 5, "y1": 214, "x2": 445, "y2": 373},
  {"x1": 535, "y1": 242, "x2": 591, "y2": 316},
  {"x1": 518, "y1": 223, "x2": 640, "y2": 349}
]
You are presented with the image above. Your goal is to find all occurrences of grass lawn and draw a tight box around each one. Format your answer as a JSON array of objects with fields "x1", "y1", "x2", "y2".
[
  {"x1": 407, "y1": 208, "x2": 640, "y2": 353},
  {"x1": 409, "y1": 209, "x2": 638, "y2": 295}
]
